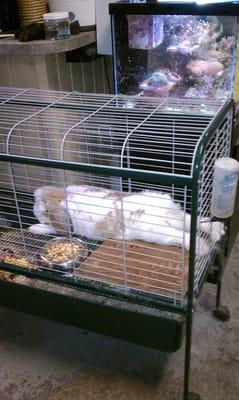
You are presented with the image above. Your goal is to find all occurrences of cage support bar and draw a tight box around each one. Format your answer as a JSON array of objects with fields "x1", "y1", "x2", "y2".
[{"x1": 0, "y1": 154, "x2": 193, "y2": 187}]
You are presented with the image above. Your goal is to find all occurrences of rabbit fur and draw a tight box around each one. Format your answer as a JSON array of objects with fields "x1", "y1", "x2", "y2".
[{"x1": 29, "y1": 185, "x2": 224, "y2": 255}]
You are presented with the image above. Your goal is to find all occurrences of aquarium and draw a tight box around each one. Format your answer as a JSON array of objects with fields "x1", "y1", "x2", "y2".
[{"x1": 110, "y1": 1, "x2": 239, "y2": 102}]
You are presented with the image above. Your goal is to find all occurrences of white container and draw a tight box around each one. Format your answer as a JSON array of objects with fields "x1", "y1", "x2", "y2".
[
  {"x1": 43, "y1": 12, "x2": 70, "y2": 40},
  {"x1": 211, "y1": 157, "x2": 239, "y2": 218},
  {"x1": 48, "y1": 0, "x2": 96, "y2": 30}
]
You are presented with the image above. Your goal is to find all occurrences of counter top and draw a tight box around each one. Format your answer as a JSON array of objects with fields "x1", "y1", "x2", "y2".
[{"x1": 0, "y1": 31, "x2": 96, "y2": 56}]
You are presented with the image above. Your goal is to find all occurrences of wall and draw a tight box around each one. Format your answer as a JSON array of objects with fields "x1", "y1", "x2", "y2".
[{"x1": 0, "y1": 52, "x2": 113, "y2": 93}]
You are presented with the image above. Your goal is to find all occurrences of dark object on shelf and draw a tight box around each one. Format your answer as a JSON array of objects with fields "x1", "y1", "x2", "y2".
[
  {"x1": 0, "y1": 0, "x2": 19, "y2": 33},
  {"x1": 15, "y1": 20, "x2": 80, "y2": 42},
  {"x1": 16, "y1": 22, "x2": 45, "y2": 42},
  {"x1": 70, "y1": 20, "x2": 81, "y2": 35},
  {"x1": 80, "y1": 24, "x2": 96, "y2": 33}
]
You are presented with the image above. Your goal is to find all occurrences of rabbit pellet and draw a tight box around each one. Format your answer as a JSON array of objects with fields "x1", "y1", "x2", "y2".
[{"x1": 44, "y1": 242, "x2": 84, "y2": 263}]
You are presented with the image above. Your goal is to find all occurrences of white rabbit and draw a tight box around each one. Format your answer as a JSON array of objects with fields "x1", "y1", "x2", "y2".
[{"x1": 29, "y1": 184, "x2": 224, "y2": 255}]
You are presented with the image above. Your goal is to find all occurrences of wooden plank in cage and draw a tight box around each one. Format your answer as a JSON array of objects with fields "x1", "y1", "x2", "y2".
[{"x1": 78, "y1": 239, "x2": 189, "y2": 298}]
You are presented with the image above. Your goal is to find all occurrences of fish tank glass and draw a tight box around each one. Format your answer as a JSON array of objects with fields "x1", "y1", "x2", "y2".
[{"x1": 109, "y1": 1, "x2": 239, "y2": 103}]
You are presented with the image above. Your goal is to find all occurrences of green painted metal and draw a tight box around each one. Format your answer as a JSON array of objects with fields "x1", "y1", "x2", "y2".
[
  {"x1": 0, "y1": 153, "x2": 192, "y2": 187},
  {"x1": 183, "y1": 161, "x2": 200, "y2": 399},
  {"x1": 0, "y1": 262, "x2": 185, "y2": 315},
  {"x1": 0, "y1": 279, "x2": 185, "y2": 352}
]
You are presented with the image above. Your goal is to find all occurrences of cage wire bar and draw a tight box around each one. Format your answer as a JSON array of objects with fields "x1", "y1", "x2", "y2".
[
  {"x1": 0, "y1": 87, "x2": 234, "y2": 400},
  {"x1": 0, "y1": 88, "x2": 233, "y2": 308}
]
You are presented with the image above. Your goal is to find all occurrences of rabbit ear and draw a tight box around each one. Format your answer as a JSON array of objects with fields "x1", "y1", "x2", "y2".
[
  {"x1": 50, "y1": 206, "x2": 72, "y2": 236},
  {"x1": 34, "y1": 186, "x2": 65, "y2": 202}
]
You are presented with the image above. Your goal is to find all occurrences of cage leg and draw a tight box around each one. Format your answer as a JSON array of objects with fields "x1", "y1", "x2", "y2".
[
  {"x1": 183, "y1": 331, "x2": 201, "y2": 399},
  {"x1": 183, "y1": 307, "x2": 201, "y2": 400},
  {"x1": 215, "y1": 250, "x2": 223, "y2": 308},
  {"x1": 213, "y1": 247, "x2": 231, "y2": 321}
]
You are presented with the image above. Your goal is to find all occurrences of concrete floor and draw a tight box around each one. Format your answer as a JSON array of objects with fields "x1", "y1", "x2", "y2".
[{"x1": 0, "y1": 235, "x2": 238, "y2": 400}]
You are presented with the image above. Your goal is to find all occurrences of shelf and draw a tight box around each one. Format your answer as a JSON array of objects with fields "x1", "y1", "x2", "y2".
[{"x1": 0, "y1": 31, "x2": 96, "y2": 56}]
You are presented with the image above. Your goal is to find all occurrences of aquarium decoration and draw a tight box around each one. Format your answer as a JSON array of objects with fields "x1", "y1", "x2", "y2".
[
  {"x1": 140, "y1": 69, "x2": 182, "y2": 95},
  {"x1": 127, "y1": 15, "x2": 164, "y2": 49}
]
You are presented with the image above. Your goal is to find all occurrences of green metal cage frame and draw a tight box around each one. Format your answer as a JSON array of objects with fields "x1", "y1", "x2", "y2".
[{"x1": 0, "y1": 96, "x2": 234, "y2": 400}]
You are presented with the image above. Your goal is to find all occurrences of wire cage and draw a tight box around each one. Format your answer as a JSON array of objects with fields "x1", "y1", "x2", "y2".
[{"x1": 0, "y1": 87, "x2": 234, "y2": 400}]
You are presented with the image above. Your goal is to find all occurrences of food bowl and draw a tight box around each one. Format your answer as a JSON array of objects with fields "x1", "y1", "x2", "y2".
[{"x1": 41, "y1": 237, "x2": 88, "y2": 272}]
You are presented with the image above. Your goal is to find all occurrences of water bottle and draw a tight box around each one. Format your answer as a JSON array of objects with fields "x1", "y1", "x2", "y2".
[{"x1": 211, "y1": 157, "x2": 239, "y2": 218}]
